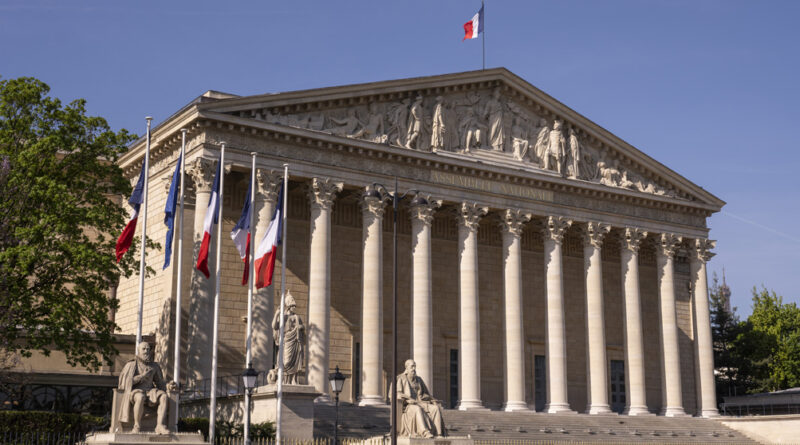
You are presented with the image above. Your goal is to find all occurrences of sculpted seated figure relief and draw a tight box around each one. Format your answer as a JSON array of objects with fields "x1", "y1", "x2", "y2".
[
  {"x1": 397, "y1": 359, "x2": 446, "y2": 438},
  {"x1": 117, "y1": 342, "x2": 175, "y2": 434}
]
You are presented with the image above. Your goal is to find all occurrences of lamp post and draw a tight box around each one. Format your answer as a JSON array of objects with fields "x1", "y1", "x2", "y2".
[
  {"x1": 370, "y1": 178, "x2": 417, "y2": 445},
  {"x1": 329, "y1": 366, "x2": 346, "y2": 445},
  {"x1": 242, "y1": 364, "x2": 258, "y2": 445}
]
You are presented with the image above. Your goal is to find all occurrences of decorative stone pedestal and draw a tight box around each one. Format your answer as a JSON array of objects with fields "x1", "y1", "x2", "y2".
[
  {"x1": 250, "y1": 384, "x2": 319, "y2": 441},
  {"x1": 83, "y1": 432, "x2": 206, "y2": 445},
  {"x1": 364, "y1": 437, "x2": 474, "y2": 445}
]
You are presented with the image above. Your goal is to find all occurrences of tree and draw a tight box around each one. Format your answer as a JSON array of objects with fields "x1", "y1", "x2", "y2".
[
  {"x1": 710, "y1": 273, "x2": 744, "y2": 397},
  {"x1": 0, "y1": 76, "x2": 143, "y2": 371},
  {"x1": 744, "y1": 287, "x2": 800, "y2": 392}
]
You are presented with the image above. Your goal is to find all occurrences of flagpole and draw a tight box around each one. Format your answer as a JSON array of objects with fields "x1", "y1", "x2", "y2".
[
  {"x1": 171, "y1": 128, "x2": 187, "y2": 431},
  {"x1": 209, "y1": 142, "x2": 226, "y2": 444},
  {"x1": 244, "y1": 152, "x2": 257, "y2": 445},
  {"x1": 135, "y1": 117, "x2": 152, "y2": 348},
  {"x1": 482, "y1": 0, "x2": 485, "y2": 70},
  {"x1": 276, "y1": 163, "x2": 289, "y2": 444}
]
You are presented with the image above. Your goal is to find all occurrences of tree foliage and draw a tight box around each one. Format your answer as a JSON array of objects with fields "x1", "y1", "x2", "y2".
[{"x1": 0, "y1": 76, "x2": 142, "y2": 371}]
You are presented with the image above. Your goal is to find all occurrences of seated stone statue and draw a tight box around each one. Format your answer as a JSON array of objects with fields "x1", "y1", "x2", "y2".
[
  {"x1": 397, "y1": 359, "x2": 445, "y2": 438},
  {"x1": 117, "y1": 342, "x2": 174, "y2": 434}
]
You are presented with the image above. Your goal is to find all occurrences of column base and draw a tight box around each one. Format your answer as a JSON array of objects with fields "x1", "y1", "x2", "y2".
[
  {"x1": 545, "y1": 403, "x2": 575, "y2": 414},
  {"x1": 660, "y1": 406, "x2": 689, "y2": 417},
  {"x1": 314, "y1": 394, "x2": 332, "y2": 405},
  {"x1": 502, "y1": 401, "x2": 531, "y2": 412},
  {"x1": 358, "y1": 396, "x2": 387, "y2": 407},
  {"x1": 700, "y1": 409, "x2": 720, "y2": 418},
  {"x1": 586, "y1": 404, "x2": 613, "y2": 415},
  {"x1": 623, "y1": 405, "x2": 655, "y2": 416},
  {"x1": 456, "y1": 399, "x2": 488, "y2": 411}
]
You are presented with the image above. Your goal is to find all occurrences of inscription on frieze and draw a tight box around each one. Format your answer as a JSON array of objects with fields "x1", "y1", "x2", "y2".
[{"x1": 430, "y1": 170, "x2": 554, "y2": 202}]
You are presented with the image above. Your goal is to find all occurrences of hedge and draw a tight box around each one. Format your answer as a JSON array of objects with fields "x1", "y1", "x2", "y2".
[{"x1": 0, "y1": 410, "x2": 106, "y2": 433}]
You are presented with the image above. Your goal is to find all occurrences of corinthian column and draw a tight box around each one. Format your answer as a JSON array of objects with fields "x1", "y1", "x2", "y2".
[
  {"x1": 409, "y1": 194, "x2": 441, "y2": 394},
  {"x1": 691, "y1": 239, "x2": 719, "y2": 417},
  {"x1": 456, "y1": 202, "x2": 488, "y2": 410},
  {"x1": 251, "y1": 169, "x2": 281, "y2": 376},
  {"x1": 359, "y1": 186, "x2": 387, "y2": 406},
  {"x1": 500, "y1": 209, "x2": 531, "y2": 412},
  {"x1": 307, "y1": 178, "x2": 342, "y2": 400},
  {"x1": 620, "y1": 228, "x2": 650, "y2": 416},
  {"x1": 543, "y1": 216, "x2": 573, "y2": 413},
  {"x1": 583, "y1": 222, "x2": 612, "y2": 414},
  {"x1": 656, "y1": 233, "x2": 686, "y2": 416},
  {"x1": 185, "y1": 157, "x2": 215, "y2": 384}
]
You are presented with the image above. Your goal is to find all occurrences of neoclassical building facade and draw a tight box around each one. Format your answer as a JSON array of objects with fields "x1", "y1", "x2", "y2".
[{"x1": 115, "y1": 69, "x2": 723, "y2": 417}]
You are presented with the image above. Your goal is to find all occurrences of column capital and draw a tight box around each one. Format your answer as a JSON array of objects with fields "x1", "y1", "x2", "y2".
[
  {"x1": 499, "y1": 209, "x2": 532, "y2": 238},
  {"x1": 657, "y1": 233, "x2": 683, "y2": 259},
  {"x1": 409, "y1": 194, "x2": 441, "y2": 226},
  {"x1": 456, "y1": 202, "x2": 488, "y2": 232},
  {"x1": 544, "y1": 216, "x2": 572, "y2": 244},
  {"x1": 692, "y1": 238, "x2": 717, "y2": 263},
  {"x1": 620, "y1": 227, "x2": 648, "y2": 253},
  {"x1": 256, "y1": 168, "x2": 282, "y2": 203},
  {"x1": 361, "y1": 185, "x2": 388, "y2": 219},
  {"x1": 308, "y1": 177, "x2": 343, "y2": 211},
  {"x1": 582, "y1": 222, "x2": 612, "y2": 248},
  {"x1": 186, "y1": 157, "x2": 215, "y2": 193}
]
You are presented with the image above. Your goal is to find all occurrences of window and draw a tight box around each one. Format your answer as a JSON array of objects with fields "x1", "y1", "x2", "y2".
[
  {"x1": 449, "y1": 349, "x2": 458, "y2": 409},
  {"x1": 610, "y1": 359, "x2": 626, "y2": 414},
  {"x1": 534, "y1": 355, "x2": 546, "y2": 412}
]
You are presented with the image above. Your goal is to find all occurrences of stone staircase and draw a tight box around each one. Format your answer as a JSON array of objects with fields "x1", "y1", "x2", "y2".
[{"x1": 313, "y1": 403, "x2": 760, "y2": 443}]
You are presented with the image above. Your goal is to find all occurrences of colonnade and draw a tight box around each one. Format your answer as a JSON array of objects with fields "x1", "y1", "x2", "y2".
[{"x1": 185, "y1": 167, "x2": 718, "y2": 417}]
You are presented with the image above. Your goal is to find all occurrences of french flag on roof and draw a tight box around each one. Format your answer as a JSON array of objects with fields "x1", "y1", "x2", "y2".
[
  {"x1": 115, "y1": 160, "x2": 146, "y2": 262},
  {"x1": 195, "y1": 159, "x2": 221, "y2": 279},
  {"x1": 230, "y1": 180, "x2": 252, "y2": 285},
  {"x1": 254, "y1": 183, "x2": 283, "y2": 289},
  {"x1": 463, "y1": 4, "x2": 484, "y2": 40}
]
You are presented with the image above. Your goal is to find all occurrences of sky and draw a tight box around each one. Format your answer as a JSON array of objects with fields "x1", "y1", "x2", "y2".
[{"x1": 2, "y1": 0, "x2": 798, "y2": 316}]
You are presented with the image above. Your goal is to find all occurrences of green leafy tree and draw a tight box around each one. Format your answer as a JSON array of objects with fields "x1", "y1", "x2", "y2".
[
  {"x1": 710, "y1": 273, "x2": 744, "y2": 397},
  {"x1": 0, "y1": 76, "x2": 146, "y2": 371}
]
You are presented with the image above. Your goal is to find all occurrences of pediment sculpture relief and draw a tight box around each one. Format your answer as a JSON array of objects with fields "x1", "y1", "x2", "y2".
[{"x1": 248, "y1": 89, "x2": 679, "y2": 199}]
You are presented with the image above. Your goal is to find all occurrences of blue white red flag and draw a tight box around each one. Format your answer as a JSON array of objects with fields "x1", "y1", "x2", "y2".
[
  {"x1": 162, "y1": 153, "x2": 182, "y2": 270},
  {"x1": 230, "y1": 180, "x2": 252, "y2": 285},
  {"x1": 115, "y1": 159, "x2": 147, "y2": 262},
  {"x1": 463, "y1": 5, "x2": 484, "y2": 40},
  {"x1": 195, "y1": 159, "x2": 221, "y2": 278},
  {"x1": 254, "y1": 183, "x2": 283, "y2": 289}
]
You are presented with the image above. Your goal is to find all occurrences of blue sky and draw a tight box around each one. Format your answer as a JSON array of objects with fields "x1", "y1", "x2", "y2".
[{"x1": 2, "y1": 0, "x2": 798, "y2": 316}]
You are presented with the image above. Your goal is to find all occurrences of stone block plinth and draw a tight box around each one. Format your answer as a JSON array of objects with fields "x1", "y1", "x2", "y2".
[{"x1": 83, "y1": 431, "x2": 206, "y2": 445}]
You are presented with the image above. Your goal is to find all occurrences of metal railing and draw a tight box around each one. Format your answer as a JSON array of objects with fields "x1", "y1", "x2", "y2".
[
  {"x1": 1, "y1": 430, "x2": 87, "y2": 445},
  {"x1": 721, "y1": 402, "x2": 800, "y2": 416},
  {"x1": 181, "y1": 371, "x2": 272, "y2": 401}
]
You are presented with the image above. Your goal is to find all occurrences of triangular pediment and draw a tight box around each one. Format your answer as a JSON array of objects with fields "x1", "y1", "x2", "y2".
[{"x1": 196, "y1": 69, "x2": 723, "y2": 209}]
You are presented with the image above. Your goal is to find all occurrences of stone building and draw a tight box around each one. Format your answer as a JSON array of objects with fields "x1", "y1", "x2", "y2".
[{"x1": 115, "y1": 68, "x2": 723, "y2": 417}]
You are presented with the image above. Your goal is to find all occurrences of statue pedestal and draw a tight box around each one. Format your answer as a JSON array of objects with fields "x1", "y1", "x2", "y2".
[
  {"x1": 365, "y1": 437, "x2": 474, "y2": 445},
  {"x1": 83, "y1": 432, "x2": 206, "y2": 445},
  {"x1": 250, "y1": 384, "x2": 319, "y2": 441}
]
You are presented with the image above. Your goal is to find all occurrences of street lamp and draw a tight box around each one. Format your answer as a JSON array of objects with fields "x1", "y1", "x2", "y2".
[
  {"x1": 329, "y1": 366, "x2": 346, "y2": 445},
  {"x1": 371, "y1": 178, "x2": 417, "y2": 445},
  {"x1": 242, "y1": 364, "x2": 258, "y2": 445}
]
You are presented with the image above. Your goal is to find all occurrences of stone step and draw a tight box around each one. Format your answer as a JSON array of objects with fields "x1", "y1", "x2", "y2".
[{"x1": 312, "y1": 404, "x2": 759, "y2": 443}]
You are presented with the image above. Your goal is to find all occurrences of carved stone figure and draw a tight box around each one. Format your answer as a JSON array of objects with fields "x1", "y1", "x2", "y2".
[
  {"x1": 533, "y1": 118, "x2": 550, "y2": 165},
  {"x1": 597, "y1": 161, "x2": 622, "y2": 187},
  {"x1": 397, "y1": 359, "x2": 445, "y2": 438},
  {"x1": 430, "y1": 96, "x2": 445, "y2": 151},
  {"x1": 406, "y1": 95, "x2": 424, "y2": 150},
  {"x1": 568, "y1": 127, "x2": 580, "y2": 178},
  {"x1": 388, "y1": 98, "x2": 411, "y2": 147},
  {"x1": 326, "y1": 109, "x2": 362, "y2": 137},
  {"x1": 483, "y1": 88, "x2": 505, "y2": 151},
  {"x1": 545, "y1": 119, "x2": 566, "y2": 174},
  {"x1": 352, "y1": 103, "x2": 386, "y2": 143},
  {"x1": 117, "y1": 342, "x2": 174, "y2": 434},
  {"x1": 511, "y1": 116, "x2": 530, "y2": 162},
  {"x1": 272, "y1": 291, "x2": 306, "y2": 384},
  {"x1": 458, "y1": 107, "x2": 484, "y2": 153}
]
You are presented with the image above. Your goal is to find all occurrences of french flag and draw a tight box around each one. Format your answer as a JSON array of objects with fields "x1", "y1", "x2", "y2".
[
  {"x1": 115, "y1": 160, "x2": 147, "y2": 262},
  {"x1": 230, "y1": 180, "x2": 252, "y2": 285},
  {"x1": 254, "y1": 183, "x2": 283, "y2": 289},
  {"x1": 195, "y1": 159, "x2": 221, "y2": 279},
  {"x1": 463, "y1": 5, "x2": 484, "y2": 40}
]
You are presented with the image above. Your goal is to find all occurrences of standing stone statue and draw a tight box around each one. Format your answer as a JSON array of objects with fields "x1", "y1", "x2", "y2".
[
  {"x1": 568, "y1": 127, "x2": 581, "y2": 178},
  {"x1": 533, "y1": 118, "x2": 550, "y2": 165},
  {"x1": 483, "y1": 88, "x2": 505, "y2": 151},
  {"x1": 388, "y1": 98, "x2": 411, "y2": 147},
  {"x1": 430, "y1": 96, "x2": 445, "y2": 151},
  {"x1": 117, "y1": 342, "x2": 174, "y2": 434},
  {"x1": 406, "y1": 95, "x2": 424, "y2": 150},
  {"x1": 458, "y1": 107, "x2": 483, "y2": 153},
  {"x1": 545, "y1": 119, "x2": 566, "y2": 174},
  {"x1": 272, "y1": 291, "x2": 306, "y2": 384},
  {"x1": 397, "y1": 359, "x2": 445, "y2": 438}
]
